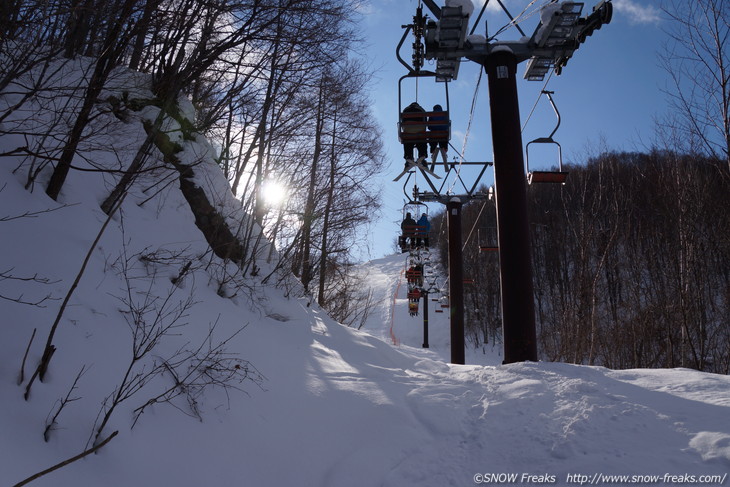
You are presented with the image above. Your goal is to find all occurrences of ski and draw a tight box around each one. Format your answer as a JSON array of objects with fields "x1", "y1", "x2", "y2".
[
  {"x1": 392, "y1": 166, "x2": 412, "y2": 182},
  {"x1": 393, "y1": 160, "x2": 442, "y2": 182},
  {"x1": 415, "y1": 160, "x2": 441, "y2": 179}
]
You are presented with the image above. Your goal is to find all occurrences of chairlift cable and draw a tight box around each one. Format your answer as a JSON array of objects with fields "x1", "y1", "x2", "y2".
[
  {"x1": 497, "y1": 0, "x2": 549, "y2": 37},
  {"x1": 489, "y1": 0, "x2": 542, "y2": 39},
  {"x1": 462, "y1": 198, "x2": 489, "y2": 252},
  {"x1": 447, "y1": 68, "x2": 483, "y2": 194},
  {"x1": 521, "y1": 70, "x2": 554, "y2": 133},
  {"x1": 490, "y1": 0, "x2": 550, "y2": 40}
]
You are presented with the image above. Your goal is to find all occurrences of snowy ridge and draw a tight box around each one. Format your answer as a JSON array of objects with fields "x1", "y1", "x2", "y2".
[{"x1": 2, "y1": 64, "x2": 730, "y2": 487}]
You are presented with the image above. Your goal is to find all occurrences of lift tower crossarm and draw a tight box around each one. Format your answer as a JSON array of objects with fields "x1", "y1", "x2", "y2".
[
  {"x1": 423, "y1": 1, "x2": 613, "y2": 81},
  {"x1": 420, "y1": 0, "x2": 442, "y2": 19}
]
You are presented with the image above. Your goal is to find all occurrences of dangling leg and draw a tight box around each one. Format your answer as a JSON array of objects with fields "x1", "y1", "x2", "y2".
[
  {"x1": 416, "y1": 142, "x2": 427, "y2": 164},
  {"x1": 404, "y1": 143, "x2": 415, "y2": 167}
]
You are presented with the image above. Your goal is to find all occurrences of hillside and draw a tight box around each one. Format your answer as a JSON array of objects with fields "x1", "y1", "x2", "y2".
[{"x1": 1, "y1": 64, "x2": 730, "y2": 487}]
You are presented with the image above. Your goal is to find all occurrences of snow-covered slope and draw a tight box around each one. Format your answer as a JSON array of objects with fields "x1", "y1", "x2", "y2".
[
  {"x1": 2, "y1": 64, "x2": 730, "y2": 487},
  {"x1": 355, "y1": 252, "x2": 504, "y2": 365},
  {"x1": 3, "y1": 181, "x2": 729, "y2": 486}
]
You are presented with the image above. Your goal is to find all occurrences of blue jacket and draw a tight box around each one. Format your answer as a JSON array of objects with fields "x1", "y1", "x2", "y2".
[
  {"x1": 417, "y1": 215, "x2": 430, "y2": 234},
  {"x1": 428, "y1": 112, "x2": 448, "y2": 132}
]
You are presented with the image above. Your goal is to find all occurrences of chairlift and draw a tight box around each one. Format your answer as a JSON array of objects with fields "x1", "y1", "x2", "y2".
[
  {"x1": 525, "y1": 91, "x2": 569, "y2": 184},
  {"x1": 398, "y1": 74, "x2": 452, "y2": 150},
  {"x1": 399, "y1": 201, "x2": 430, "y2": 252},
  {"x1": 407, "y1": 287, "x2": 422, "y2": 317},
  {"x1": 407, "y1": 289, "x2": 422, "y2": 300},
  {"x1": 478, "y1": 226, "x2": 498, "y2": 253},
  {"x1": 406, "y1": 262, "x2": 425, "y2": 287},
  {"x1": 395, "y1": 10, "x2": 452, "y2": 161}
]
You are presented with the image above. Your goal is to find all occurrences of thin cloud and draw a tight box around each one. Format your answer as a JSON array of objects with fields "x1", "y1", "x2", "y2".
[{"x1": 612, "y1": 0, "x2": 662, "y2": 25}]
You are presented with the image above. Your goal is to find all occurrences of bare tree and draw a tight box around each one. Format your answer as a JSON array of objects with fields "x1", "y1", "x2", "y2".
[
  {"x1": 44, "y1": 0, "x2": 139, "y2": 200},
  {"x1": 437, "y1": 150, "x2": 730, "y2": 372},
  {"x1": 11, "y1": 431, "x2": 118, "y2": 487},
  {"x1": 86, "y1": 241, "x2": 264, "y2": 445},
  {"x1": 659, "y1": 0, "x2": 730, "y2": 170}
]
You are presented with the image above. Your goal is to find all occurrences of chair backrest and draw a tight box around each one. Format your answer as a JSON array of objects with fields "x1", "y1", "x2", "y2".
[{"x1": 399, "y1": 110, "x2": 450, "y2": 143}]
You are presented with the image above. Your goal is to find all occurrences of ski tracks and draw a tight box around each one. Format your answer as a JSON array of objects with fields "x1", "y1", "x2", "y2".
[{"x1": 383, "y1": 361, "x2": 730, "y2": 485}]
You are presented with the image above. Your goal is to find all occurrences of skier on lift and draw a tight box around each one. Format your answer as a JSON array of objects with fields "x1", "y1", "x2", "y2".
[
  {"x1": 401, "y1": 212, "x2": 418, "y2": 251},
  {"x1": 408, "y1": 287, "x2": 422, "y2": 317},
  {"x1": 401, "y1": 102, "x2": 428, "y2": 168},
  {"x1": 416, "y1": 212, "x2": 430, "y2": 248},
  {"x1": 428, "y1": 104, "x2": 449, "y2": 171}
]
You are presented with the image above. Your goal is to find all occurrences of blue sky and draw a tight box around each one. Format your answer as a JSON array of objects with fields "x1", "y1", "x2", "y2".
[{"x1": 358, "y1": 0, "x2": 667, "y2": 261}]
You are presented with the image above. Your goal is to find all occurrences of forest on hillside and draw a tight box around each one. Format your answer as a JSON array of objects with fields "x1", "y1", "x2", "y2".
[
  {"x1": 1, "y1": 0, "x2": 384, "y2": 325},
  {"x1": 431, "y1": 151, "x2": 730, "y2": 374},
  {"x1": 427, "y1": 0, "x2": 730, "y2": 374}
]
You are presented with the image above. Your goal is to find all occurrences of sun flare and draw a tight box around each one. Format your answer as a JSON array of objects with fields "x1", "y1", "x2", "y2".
[{"x1": 261, "y1": 180, "x2": 288, "y2": 207}]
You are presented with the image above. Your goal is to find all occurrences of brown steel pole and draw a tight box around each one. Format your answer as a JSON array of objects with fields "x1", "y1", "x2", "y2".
[
  {"x1": 447, "y1": 197, "x2": 465, "y2": 364},
  {"x1": 484, "y1": 50, "x2": 538, "y2": 363},
  {"x1": 422, "y1": 289, "x2": 429, "y2": 348}
]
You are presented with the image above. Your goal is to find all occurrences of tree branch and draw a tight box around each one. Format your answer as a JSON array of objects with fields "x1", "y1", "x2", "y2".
[{"x1": 11, "y1": 430, "x2": 118, "y2": 487}]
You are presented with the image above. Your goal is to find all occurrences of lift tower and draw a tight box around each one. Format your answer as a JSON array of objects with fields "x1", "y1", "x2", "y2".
[{"x1": 419, "y1": 0, "x2": 613, "y2": 363}]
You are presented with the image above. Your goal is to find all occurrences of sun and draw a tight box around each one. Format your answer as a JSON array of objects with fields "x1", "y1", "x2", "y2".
[{"x1": 260, "y1": 179, "x2": 288, "y2": 208}]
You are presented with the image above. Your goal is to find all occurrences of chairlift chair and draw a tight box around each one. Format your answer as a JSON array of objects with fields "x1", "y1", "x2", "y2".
[
  {"x1": 397, "y1": 73, "x2": 451, "y2": 152},
  {"x1": 479, "y1": 246, "x2": 499, "y2": 253},
  {"x1": 407, "y1": 289, "x2": 422, "y2": 301},
  {"x1": 478, "y1": 227, "x2": 498, "y2": 253},
  {"x1": 406, "y1": 263, "x2": 424, "y2": 287},
  {"x1": 399, "y1": 201, "x2": 430, "y2": 251},
  {"x1": 395, "y1": 6, "x2": 452, "y2": 151},
  {"x1": 525, "y1": 91, "x2": 569, "y2": 184}
]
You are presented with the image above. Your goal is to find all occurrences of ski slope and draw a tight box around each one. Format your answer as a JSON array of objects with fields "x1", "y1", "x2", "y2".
[
  {"x1": 3, "y1": 205, "x2": 729, "y2": 487},
  {"x1": 355, "y1": 251, "x2": 504, "y2": 366}
]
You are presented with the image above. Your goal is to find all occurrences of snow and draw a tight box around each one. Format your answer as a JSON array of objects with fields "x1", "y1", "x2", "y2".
[
  {"x1": 2, "y1": 58, "x2": 730, "y2": 487},
  {"x1": 533, "y1": 2, "x2": 565, "y2": 46},
  {"x1": 540, "y1": 3, "x2": 562, "y2": 26},
  {"x1": 491, "y1": 44, "x2": 516, "y2": 54},
  {"x1": 467, "y1": 34, "x2": 488, "y2": 45}
]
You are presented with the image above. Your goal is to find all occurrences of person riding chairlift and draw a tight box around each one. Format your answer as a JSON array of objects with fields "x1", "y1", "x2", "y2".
[
  {"x1": 416, "y1": 213, "x2": 430, "y2": 248},
  {"x1": 402, "y1": 102, "x2": 427, "y2": 168},
  {"x1": 428, "y1": 104, "x2": 449, "y2": 171},
  {"x1": 406, "y1": 264, "x2": 424, "y2": 287},
  {"x1": 408, "y1": 300, "x2": 419, "y2": 316},
  {"x1": 400, "y1": 212, "x2": 417, "y2": 251}
]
